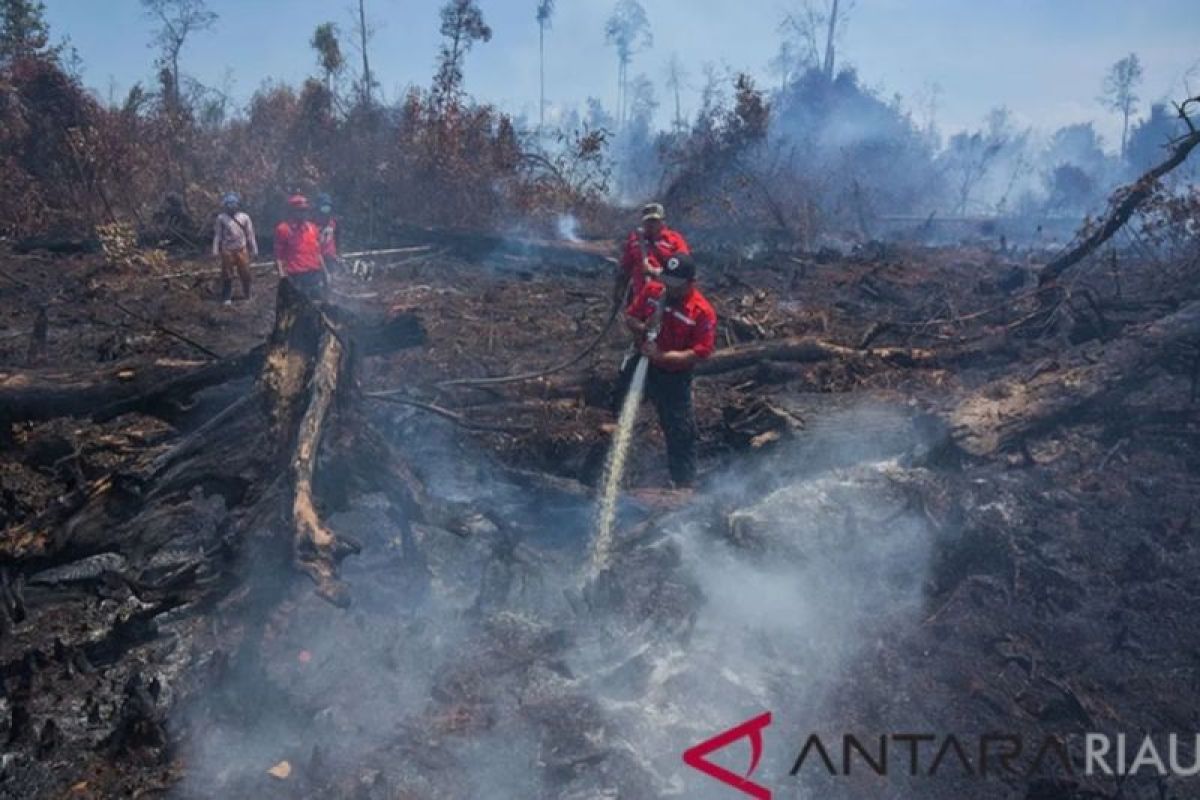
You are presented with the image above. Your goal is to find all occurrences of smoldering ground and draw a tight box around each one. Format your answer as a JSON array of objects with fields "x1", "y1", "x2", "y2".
[{"x1": 167, "y1": 401, "x2": 937, "y2": 799}]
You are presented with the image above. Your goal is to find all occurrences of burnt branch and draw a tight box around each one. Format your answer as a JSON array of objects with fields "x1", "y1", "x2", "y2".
[{"x1": 1038, "y1": 95, "x2": 1200, "y2": 287}]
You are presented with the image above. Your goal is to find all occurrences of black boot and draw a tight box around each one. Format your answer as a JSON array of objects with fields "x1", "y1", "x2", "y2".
[{"x1": 220, "y1": 278, "x2": 233, "y2": 305}]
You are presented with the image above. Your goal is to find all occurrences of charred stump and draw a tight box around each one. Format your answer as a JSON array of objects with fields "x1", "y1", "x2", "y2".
[{"x1": 2, "y1": 281, "x2": 431, "y2": 609}]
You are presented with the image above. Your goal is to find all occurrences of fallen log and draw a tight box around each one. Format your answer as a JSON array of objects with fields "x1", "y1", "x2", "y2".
[
  {"x1": 694, "y1": 337, "x2": 936, "y2": 375},
  {"x1": 290, "y1": 324, "x2": 359, "y2": 606},
  {"x1": 471, "y1": 336, "x2": 937, "y2": 402},
  {"x1": 0, "y1": 311, "x2": 423, "y2": 427},
  {"x1": 949, "y1": 298, "x2": 1200, "y2": 456},
  {"x1": 0, "y1": 349, "x2": 264, "y2": 425},
  {"x1": 408, "y1": 335, "x2": 931, "y2": 410}
]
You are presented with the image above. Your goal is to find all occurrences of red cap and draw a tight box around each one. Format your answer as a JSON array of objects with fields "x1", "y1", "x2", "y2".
[{"x1": 288, "y1": 194, "x2": 310, "y2": 209}]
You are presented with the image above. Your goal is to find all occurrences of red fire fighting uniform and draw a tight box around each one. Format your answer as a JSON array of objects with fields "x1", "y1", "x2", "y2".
[
  {"x1": 274, "y1": 219, "x2": 325, "y2": 296},
  {"x1": 618, "y1": 281, "x2": 717, "y2": 485}
]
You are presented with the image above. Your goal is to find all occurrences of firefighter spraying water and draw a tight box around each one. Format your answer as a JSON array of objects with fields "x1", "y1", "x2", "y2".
[{"x1": 589, "y1": 250, "x2": 717, "y2": 575}]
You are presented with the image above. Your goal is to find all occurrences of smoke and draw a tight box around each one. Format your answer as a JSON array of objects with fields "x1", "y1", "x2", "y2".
[
  {"x1": 556, "y1": 212, "x2": 583, "y2": 242},
  {"x1": 169, "y1": 404, "x2": 937, "y2": 798},
  {"x1": 565, "y1": 405, "x2": 937, "y2": 797}
]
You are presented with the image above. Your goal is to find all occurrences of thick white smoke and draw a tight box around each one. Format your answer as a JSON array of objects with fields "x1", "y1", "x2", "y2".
[{"x1": 170, "y1": 404, "x2": 937, "y2": 798}]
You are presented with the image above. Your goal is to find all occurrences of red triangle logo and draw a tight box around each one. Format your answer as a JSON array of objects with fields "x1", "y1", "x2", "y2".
[{"x1": 682, "y1": 712, "x2": 773, "y2": 799}]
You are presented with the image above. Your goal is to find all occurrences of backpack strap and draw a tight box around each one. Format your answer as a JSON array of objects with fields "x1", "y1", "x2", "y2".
[{"x1": 232, "y1": 212, "x2": 253, "y2": 241}]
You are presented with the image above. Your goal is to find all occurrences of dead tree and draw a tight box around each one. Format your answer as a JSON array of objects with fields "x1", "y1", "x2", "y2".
[{"x1": 1038, "y1": 96, "x2": 1200, "y2": 287}]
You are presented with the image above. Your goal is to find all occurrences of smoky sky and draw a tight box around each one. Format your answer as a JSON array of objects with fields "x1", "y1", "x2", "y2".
[{"x1": 45, "y1": 0, "x2": 1200, "y2": 150}]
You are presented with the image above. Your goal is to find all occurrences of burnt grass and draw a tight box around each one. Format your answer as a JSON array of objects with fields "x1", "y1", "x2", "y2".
[{"x1": 2, "y1": 234, "x2": 1200, "y2": 799}]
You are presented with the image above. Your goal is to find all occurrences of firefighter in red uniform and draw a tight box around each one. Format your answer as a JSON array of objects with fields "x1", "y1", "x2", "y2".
[
  {"x1": 619, "y1": 253, "x2": 717, "y2": 487},
  {"x1": 615, "y1": 202, "x2": 691, "y2": 306},
  {"x1": 274, "y1": 194, "x2": 328, "y2": 298}
]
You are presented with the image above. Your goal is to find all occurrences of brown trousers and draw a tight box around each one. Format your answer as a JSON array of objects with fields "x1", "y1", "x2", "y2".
[{"x1": 219, "y1": 248, "x2": 252, "y2": 300}]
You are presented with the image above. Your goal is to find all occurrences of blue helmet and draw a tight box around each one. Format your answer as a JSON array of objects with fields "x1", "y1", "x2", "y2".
[
  {"x1": 222, "y1": 192, "x2": 240, "y2": 208},
  {"x1": 315, "y1": 193, "x2": 333, "y2": 211}
]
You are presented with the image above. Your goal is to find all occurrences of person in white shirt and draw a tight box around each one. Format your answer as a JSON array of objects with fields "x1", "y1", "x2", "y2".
[{"x1": 212, "y1": 192, "x2": 258, "y2": 305}]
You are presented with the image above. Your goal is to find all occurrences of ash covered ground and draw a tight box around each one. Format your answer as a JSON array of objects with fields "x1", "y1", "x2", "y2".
[{"x1": 2, "y1": 232, "x2": 1200, "y2": 800}]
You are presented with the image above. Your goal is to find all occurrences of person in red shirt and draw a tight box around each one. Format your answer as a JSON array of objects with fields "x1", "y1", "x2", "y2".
[
  {"x1": 618, "y1": 252, "x2": 717, "y2": 487},
  {"x1": 615, "y1": 202, "x2": 691, "y2": 306},
  {"x1": 274, "y1": 194, "x2": 328, "y2": 298}
]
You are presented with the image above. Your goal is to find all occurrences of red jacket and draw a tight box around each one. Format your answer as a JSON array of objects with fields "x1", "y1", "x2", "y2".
[
  {"x1": 274, "y1": 220, "x2": 324, "y2": 275},
  {"x1": 627, "y1": 282, "x2": 717, "y2": 372},
  {"x1": 620, "y1": 227, "x2": 690, "y2": 297}
]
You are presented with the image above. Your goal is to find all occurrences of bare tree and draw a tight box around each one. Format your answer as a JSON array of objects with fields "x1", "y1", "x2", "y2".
[
  {"x1": 627, "y1": 73, "x2": 657, "y2": 127},
  {"x1": 665, "y1": 53, "x2": 688, "y2": 133},
  {"x1": 778, "y1": 0, "x2": 853, "y2": 84},
  {"x1": 1099, "y1": 53, "x2": 1143, "y2": 160},
  {"x1": 942, "y1": 107, "x2": 1016, "y2": 215},
  {"x1": 536, "y1": 0, "x2": 555, "y2": 129},
  {"x1": 615, "y1": 73, "x2": 659, "y2": 198},
  {"x1": 140, "y1": 0, "x2": 216, "y2": 113},
  {"x1": 604, "y1": 0, "x2": 651, "y2": 129},
  {"x1": 694, "y1": 61, "x2": 726, "y2": 136},
  {"x1": 769, "y1": 39, "x2": 799, "y2": 94},
  {"x1": 914, "y1": 80, "x2": 943, "y2": 139},
  {"x1": 821, "y1": 0, "x2": 840, "y2": 79},
  {"x1": 433, "y1": 0, "x2": 492, "y2": 109},
  {"x1": 311, "y1": 22, "x2": 345, "y2": 96},
  {"x1": 351, "y1": 0, "x2": 376, "y2": 107},
  {"x1": 1179, "y1": 58, "x2": 1200, "y2": 98},
  {"x1": 779, "y1": 5, "x2": 820, "y2": 70}
]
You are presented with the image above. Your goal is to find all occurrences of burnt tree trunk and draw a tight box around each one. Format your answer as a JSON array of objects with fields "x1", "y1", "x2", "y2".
[
  {"x1": 1038, "y1": 101, "x2": 1200, "y2": 288},
  {"x1": 2, "y1": 281, "x2": 431, "y2": 608},
  {"x1": 0, "y1": 312, "x2": 421, "y2": 427},
  {"x1": 0, "y1": 349, "x2": 265, "y2": 425}
]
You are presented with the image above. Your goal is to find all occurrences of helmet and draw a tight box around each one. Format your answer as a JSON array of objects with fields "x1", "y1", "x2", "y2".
[
  {"x1": 315, "y1": 193, "x2": 333, "y2": 209},
  {"x1": 287, "y1": 194, "x2": 310, "y2": 210},
  {"x1": 222, "y1": 192, "x2": 240, "y2": 207},
  {"x1": 662, "y1": 253, "x2": 696, "y2": 281}
]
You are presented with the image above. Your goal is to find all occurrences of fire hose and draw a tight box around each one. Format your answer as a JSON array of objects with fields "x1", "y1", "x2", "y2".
[
  {"x1": 434, "y1": 286, "x2": 627, "y2": 388},
  {"x1": 435, "y1": 232, "x2": 657, "y2": 389}
]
